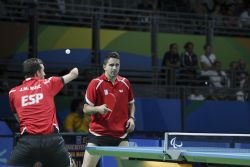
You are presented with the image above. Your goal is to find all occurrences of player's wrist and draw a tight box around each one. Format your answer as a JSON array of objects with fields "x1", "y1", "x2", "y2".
[
  {"x1": 129, "y1": 116, "x2": 135, "y2": 121},
  {"x1": 92, "y1": 106, "x2": 101, "y2": 114}
]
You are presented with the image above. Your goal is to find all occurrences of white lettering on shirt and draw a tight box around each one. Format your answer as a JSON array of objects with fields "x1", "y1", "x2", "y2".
[
  {"x1": 19, "y1": 84, "x2": 41, "y2": 92},
  {"x1": 21, "y1": 93, "x2": 44, "y2": 107},
  {"x1": 20, "y1": 87, "x2": 29, "y2": 92},
  {"x1": 30, "y1": 85, "x2": 41, "y2": 90}
]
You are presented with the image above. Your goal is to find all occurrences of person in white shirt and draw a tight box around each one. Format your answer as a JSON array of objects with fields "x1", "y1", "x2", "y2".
[
  {"x1": 188, "y1": 88, "x2": 205, "y2": 101},
  {"x1": 201, "y1": 61, "x2": 230, "y2": 88},
  {"x1": 200, "y1": 43, "x2": 217, "y2": 70},
  {"x1": 240, "y1": 7, "x2": 250, "y2": 28}
]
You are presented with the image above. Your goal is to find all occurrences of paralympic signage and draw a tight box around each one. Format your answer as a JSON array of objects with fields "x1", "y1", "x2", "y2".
[{"x1": 170, "y1": 137, "x2": 183, "y2": 149}]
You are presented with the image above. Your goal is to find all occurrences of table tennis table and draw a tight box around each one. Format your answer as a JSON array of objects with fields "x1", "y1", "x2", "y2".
[{"x1": 86, "y1": 132, "x2": 250, "y2": 167}]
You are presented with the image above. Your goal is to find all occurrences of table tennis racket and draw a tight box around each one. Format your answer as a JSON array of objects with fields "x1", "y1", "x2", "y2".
[{"x1": 104, "y1": 93, "x2": 116, "y2": 119}]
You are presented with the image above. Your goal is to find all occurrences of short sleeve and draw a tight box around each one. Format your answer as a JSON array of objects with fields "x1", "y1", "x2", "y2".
[
  {"x1": 85, "y1": 79, "x2": 98, "y2": 106},
  {"x1": 125, "y1": 79, "x2": 135, "y2": 103},
  {"x1": 44, "y1": 77, "x2": 64, "y2": 96}
]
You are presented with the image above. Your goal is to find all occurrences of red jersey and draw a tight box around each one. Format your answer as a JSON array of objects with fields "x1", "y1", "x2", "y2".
[
  {"x1": 9, "y1": 77, "x2": 64, "y2": 134},
  {"x1": 85, "y1": 74, "x2": 135, "y2": 138}
]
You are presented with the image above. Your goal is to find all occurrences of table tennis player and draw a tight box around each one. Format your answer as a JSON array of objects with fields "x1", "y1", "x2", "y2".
[{"x1": 82, "y1": 52, "x2": 136, "y2": 167}]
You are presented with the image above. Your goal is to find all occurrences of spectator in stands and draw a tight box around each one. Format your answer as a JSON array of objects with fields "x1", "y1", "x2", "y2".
[
  {"x1": 227, "y1": 60, "x2": 239, "y2": 88},
  {"x1": 64, "y1": 98, "x2": 90, "y2": 132},
  {"x1": 161, "y1": 43, "x2": 180, "y2": 85},
  {"x1": 181, "y1": 42, "x2": 199, "y2": 69},
  {"x1": 201, "y1": 61, "x2": 230, "y2": 88},
  {"x1": 223, "y1": 3, "x2": 239, "y2": 28},
  {"x1": 137, "y1": 0, "x2": 159, "y2": 27},
  {"x1": 227, "y1": 59, "x2": 248, "y2": 88},
  {"x1": 212, "y1": 4, "x2": 224, "y2": 26},
  {"x1": 242, "y1": 76, "x2": 250, "y2": 101},
  {"x1": 200, "y1": 43, "x2": 217, "y2": 70},
  {"x1": 202, "y1": 0, "x2": 216, "y2": 14},
  {"x1": 239, "y1": 7, "x2": 250, "y2": 27},
  {"x1": 56, "y1": 0, "x2": 66, "y2": 14},
  {"x1": 237, "y1": 59, "x2": 248, "y2": 88},
  {"x1": 188, "y1": 88, "x2": 205, "y2": 101},
  {"x1": 233, "y1": 75, "x2": 250, "y2": 102},
  {"x1": 162, "y1": 43, "x2": 180, "y2": 68},
  {"x1": 235, "y1": 90, "x2": 245, "y2": 101},
  {"x1": 180, "y1": 42, "x2": 199, "y2": 85}
]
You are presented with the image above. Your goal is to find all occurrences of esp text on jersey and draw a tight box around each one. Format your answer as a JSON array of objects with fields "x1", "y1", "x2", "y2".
[{"x1": 21, "y1": 93, "x2": 43, "y2": 107}]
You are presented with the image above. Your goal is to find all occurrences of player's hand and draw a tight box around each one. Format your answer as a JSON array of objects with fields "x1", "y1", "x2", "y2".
[
  {"x1": 126, "y1": 118, "x2": 135, "y2": 133},
  {"x1": 70, "y1": 68, "x2": 79, "y2": 78},
  {"x1": 62, "y1": 67, "x2": 79, "y2": 84},
  {"x1": 96, "y1": 104, "x2": 112, "y2": 114}
]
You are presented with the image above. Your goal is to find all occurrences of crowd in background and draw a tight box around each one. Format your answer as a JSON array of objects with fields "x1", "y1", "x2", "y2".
[
  {"x1": 1, "y1": 0, "x2": 250, "y2": 29},
  {"x1": 161, "y1": 41, "x2": 249, "y2": 101},
  {"x1": 1, "y1": 0, "x2": 250, "y2": 100},
  {"x1": 136, "y1": 0, "x2": 250, "y2": 28}
]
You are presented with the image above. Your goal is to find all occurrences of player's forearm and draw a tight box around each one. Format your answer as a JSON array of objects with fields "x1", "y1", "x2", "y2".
[
  {"x1": 62, "y1": 68, "x2": 79, "y2": 84},
  {"x1": 129, "y1": 103, "x2": 135, "y2": 118},
  {"x1": 83, "y1": 104, "x2": 100, "y2": 114},
  {"x1": 14, "y1": 113, "x2": 19, "y2": 123}
]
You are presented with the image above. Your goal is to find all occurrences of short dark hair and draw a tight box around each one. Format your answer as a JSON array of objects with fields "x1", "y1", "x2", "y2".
[
  {"x1": 103, "y1": 52, "x2": 120, "y2": 65},
  {"x1": 203, "y1": 43, "x2": 211, "y2": 50},
  {"x1": 184, "y1": 42, "x2": 193, "y2": 49},
  {"x1": 169, "y1": 43, "x2": 177, "y2": 50},
  {"x1": 23, "y1": 58, "x2": 43, "y2": 78}
]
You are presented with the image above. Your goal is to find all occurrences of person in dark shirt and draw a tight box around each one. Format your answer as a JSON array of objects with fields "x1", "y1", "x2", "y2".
[
  {"x1": 180, "y1": 42, "x2": 199, "y2": 85},
  {"x1": 161, "y1": 43, "x2": 180, "y2": 85}
]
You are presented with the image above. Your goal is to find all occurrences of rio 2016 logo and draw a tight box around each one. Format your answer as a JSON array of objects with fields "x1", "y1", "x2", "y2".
[{"x1": 170, "y1": 137, "x2": 183, "y2": 148}]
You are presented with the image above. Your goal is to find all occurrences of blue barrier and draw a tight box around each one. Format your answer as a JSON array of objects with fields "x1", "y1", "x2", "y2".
[
  {"x1": 135, "y1": 98, "x2": 181, "y2": 132},
  {"x1": 1, "y1": 95, "x2": 250, "y2": 133},
  {"x1": 185, "y1": 100, "x2": 250, "y2": 133}
]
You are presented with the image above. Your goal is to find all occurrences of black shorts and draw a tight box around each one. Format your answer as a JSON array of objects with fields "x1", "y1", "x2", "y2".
[
  {"x1": 88, "y1": 133, "x2": 128, "y2": 146},
  {"x1": 7, "y1": 133, "x2": 70, "y2": 167}
]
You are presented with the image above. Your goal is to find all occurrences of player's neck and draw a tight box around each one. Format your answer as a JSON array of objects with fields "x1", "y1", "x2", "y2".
[
  {"x1": 105, "y1": 74, "x2": 116, "y2": 83},
  {"x1": 109, "y1": 77, "x2": 116, "y2": 84}
]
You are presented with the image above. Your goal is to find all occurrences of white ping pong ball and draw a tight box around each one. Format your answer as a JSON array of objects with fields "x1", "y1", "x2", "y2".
[{"x1": 65, "y1": 49, "x2": 70, "y2": 54}]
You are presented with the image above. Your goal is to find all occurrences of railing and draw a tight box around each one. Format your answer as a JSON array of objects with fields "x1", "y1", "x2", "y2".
[
  {"x1": 1, "y1": 61, "x2": 249, "y2": 101},
  {"x1": 0, "y1": 1, "x2": 250, "y2": 37}
]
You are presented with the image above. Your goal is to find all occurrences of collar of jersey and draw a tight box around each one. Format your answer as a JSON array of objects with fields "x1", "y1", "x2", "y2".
[
  {"x1": 23, "y1": 77, "x2": 40, "y2": 83},
  {"x1": 101, "y1": 74, "x2": 122, "y2": 84}
]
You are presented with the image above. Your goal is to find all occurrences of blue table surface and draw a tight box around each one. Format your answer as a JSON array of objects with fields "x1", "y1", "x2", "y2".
[
  {"x1": 87, "y1": 146, "x2": 250, "y2": 166},
  {"x1": 87, "y1": 146, "x2": 250, "y2": 160}
]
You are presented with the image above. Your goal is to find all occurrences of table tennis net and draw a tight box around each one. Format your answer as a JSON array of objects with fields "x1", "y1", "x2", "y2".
[{"x1": 164, "y1": 132, "x2": 250, "y2": 151}]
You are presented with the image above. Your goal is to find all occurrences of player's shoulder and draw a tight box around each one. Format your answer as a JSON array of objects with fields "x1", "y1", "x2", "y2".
[
  {"x1": 43, "y1": 76, "x2": 54, "y2": 82},
  {"x1": 117, "y1": 75, "x2": 130, "y2": 83},
  {"x1": 117, "y1": 75, "x2": 131, "y2": 88},
  {"x1": 9, "y1": 87, "x2": 18, "y2": 96},
  {"x1": 42, "y1": 76, "x2": 61, "y2": 84},
  {"x1": 91, "y1": 77, "x2": 104, "y2": 85},
  {"x1": 86, "y1": 77, "x2": 104, "y2": 90}
]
